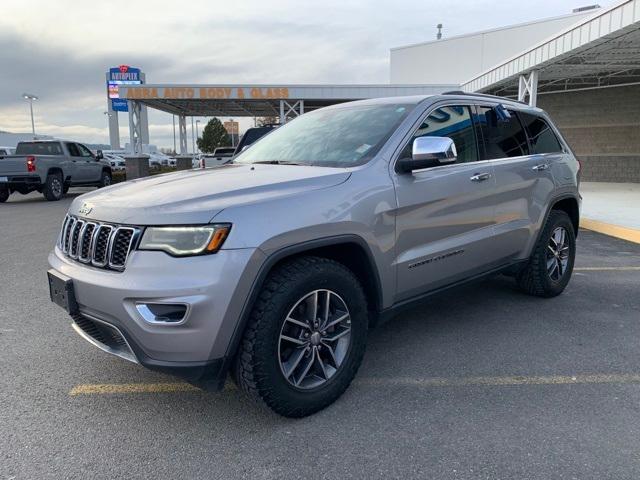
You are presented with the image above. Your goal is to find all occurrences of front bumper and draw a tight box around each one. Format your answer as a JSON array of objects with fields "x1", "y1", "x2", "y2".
[{"x1": 48, "y1": 245, "x2": 265, "y2": 389}]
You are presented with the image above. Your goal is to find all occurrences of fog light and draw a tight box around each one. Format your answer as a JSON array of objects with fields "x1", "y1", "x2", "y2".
[{"x1": 136, "y1": 303, "x2": 188, "y2": 324}]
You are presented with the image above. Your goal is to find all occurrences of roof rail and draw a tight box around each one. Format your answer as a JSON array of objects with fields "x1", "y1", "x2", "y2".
[{"x1": 441, "y1": 90, "x2": 527, "y2": 105}]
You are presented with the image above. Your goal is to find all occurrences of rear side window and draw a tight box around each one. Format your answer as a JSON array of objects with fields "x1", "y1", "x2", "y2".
[
  {"x1": 475, "y1": 106, "x2": 528, "y2": 159},
  {"x1": 517, "y1": 112, "x2": 563, "y2": 154},
  {"x1": 15, "y1": 142, "x2": 63, "y2": 155},
  {"x1": 400, "y1": 105, "x2": 478, "y2": 163}
]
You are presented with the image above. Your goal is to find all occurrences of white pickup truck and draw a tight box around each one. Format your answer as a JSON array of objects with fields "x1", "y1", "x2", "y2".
[{"x1": 0, "y1": 140, "x2": 112, "y2": 202}]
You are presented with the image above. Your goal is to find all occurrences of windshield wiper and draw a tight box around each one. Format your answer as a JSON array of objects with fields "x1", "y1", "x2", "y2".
[{"x1": 252, "y1": 160, "x2": 306, "y2": 166}]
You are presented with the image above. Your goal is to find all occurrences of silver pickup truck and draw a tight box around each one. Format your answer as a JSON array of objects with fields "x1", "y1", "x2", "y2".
[{"x1": 0, "y1": 140, "x2": 112, "y2": 202}]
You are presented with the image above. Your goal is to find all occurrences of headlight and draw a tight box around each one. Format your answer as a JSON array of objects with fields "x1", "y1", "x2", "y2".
[{"x1": 138, "y1": 224, "x2": 230, "y2": 256}]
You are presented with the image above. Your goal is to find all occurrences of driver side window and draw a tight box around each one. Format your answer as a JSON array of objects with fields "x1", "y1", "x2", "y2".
[{"x1": 400, "y1": 105, "x2": 478, "y2": 164}]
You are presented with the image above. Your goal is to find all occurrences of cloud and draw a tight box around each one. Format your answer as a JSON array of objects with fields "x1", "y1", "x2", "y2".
[{"x1": 0, "y1": 0, "x2": 615, "y2": 148}]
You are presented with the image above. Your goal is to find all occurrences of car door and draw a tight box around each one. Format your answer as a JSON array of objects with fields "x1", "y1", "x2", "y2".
[
  {"x1": 391, "y1": 104, "x2": 502, "y2": 302},
  {"x1": 76, "y1": 143, "x2": 102, "y2": 182},
  {"x1": 65, "y1": 142, "x2": 89, "y2": 183},
  {"x1": 474, "y1": 105, "x2": 556, "y2": 261}
]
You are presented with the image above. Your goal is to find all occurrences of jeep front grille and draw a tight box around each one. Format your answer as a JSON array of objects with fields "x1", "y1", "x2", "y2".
[{"x1": 58, "y1": 215, "x2": 140, "y2": 271}]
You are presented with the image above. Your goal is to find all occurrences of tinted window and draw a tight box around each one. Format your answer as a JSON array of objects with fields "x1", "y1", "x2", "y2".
[
  {"x1": 400, "y1": 105, "x2": 478, "y2": 163},
  {"x1": 15, "y1": 142, "x2": 63, "y2": 155},
  {"x1": 517, "y1": 112, "x2": 563, "y2": 154},
  {"x1": 234, "y1": 103, "x2": 416, "y2": 167},
  {"x1": 76, "y1": 144, "x2": 93, "y2": 157},
  {"x1": 475, "y1": 106, "x2": 528, "y2": 159},
  {"x1": 66, "y1": 143, "x2": 81, "y2": 156}
]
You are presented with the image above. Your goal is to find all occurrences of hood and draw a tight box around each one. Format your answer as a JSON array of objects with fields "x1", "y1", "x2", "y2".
[{"x1": 69, "y1": 164, "x2": 351, "y2": 225}]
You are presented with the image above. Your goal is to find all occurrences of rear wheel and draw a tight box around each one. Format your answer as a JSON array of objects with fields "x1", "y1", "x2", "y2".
[
  {"x1": 0, "y1": 185, "x2": 9, "y2": 203},
  {"x1": 43, "y1": 172, "x2": 64, "y2": 201},
  {"x1": 516, "y1": 210, "x2": 576, "y2": 297},
  {"x1": 234, "y1": 256, "x2": 368, "y2": 417}
]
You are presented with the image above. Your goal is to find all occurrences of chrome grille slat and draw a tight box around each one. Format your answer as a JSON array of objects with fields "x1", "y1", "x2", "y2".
[
  {"x1": 78, "y1": 222, "x2": 97, "y2": 263},
  {"x1": 58, "y1": 215, "x2": 140, "y2": 272},
  {"x1": 69, "y1": 220, "x2": 85, "y2": 259}
]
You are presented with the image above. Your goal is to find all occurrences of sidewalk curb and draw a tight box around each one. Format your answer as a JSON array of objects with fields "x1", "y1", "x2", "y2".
[{"x1": 580, "y1": 218, "x2": 640, "y2": 244}]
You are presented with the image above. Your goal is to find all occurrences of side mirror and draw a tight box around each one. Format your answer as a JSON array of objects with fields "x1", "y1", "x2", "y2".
[
  {"x1": 95, "y1": 150, "x2": 104, "y2": 160},
  {"x1": 397, "y1": 136, "x2": 457, "y2": 173}
]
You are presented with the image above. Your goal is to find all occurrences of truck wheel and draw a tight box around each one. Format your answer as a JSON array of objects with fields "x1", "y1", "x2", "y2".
[
  {"x1": 234, "y1": 256, "x2": 368, "y2": 417},
  {"x1": 99, "y1": 171, "x2": 112, "y2": 188},
  {"x1": 516, "y1": 210, "x2": 576, "y2": 298},
  {"x1": 0, "y1": 185, "x2": 9, "y2": 203},
  {"x1": 43, "y1": 172, "x2": 64, "y2": 201}
]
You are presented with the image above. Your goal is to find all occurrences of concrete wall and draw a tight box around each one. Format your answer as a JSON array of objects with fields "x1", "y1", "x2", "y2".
[
  {"x1": 538, "y1": 84, "x2": 640, "y2": 183},
  {"x1": 390, "y1": 10, "x2": 596, "y2": 85}
]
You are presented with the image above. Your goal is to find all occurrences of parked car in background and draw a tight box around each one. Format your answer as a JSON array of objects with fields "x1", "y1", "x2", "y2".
[
  {"x1": 200, "y1": 147, "x2": 235, "y2": 168},
  {"x1": 0, "y1": 146, "x2": 16, "y2": 156},
  {"x1": 47, "y1": 93, "x2": 580, "y2": 417},
  {"x1": 0, "y1": 140, "x2": 112, "y2": 202},
  {"x1": 106, "y1": 154, "x2": 126, "y2": 172},
  {"x1": 233, "y1": 124, "x2": 279, "y2": 155}
]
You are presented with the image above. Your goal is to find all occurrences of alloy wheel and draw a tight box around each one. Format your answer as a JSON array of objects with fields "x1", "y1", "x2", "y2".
[
  {"x1": 546, "y1": 226, "x2": 570, "y2": 281},
  {"x1": 278, "y1": 289, "x2": 352, "y2": 390}
]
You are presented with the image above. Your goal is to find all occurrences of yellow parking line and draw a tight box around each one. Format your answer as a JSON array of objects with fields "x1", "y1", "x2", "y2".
[
  {"x1": 581, "y1": 218, "x2": 640, "y2": 244},
  {"x1": 574, "y1": 266, "x2": 640, "y2": 271},
  {"x1": 357, "y1": 373, "x2": 640, "y2": 388},
  {"x1": 70, "y1": 373, "x2": 640, "y2": 396},
  {"x1": 69, "y1": 382, "x2": 200, "y2": 395}
]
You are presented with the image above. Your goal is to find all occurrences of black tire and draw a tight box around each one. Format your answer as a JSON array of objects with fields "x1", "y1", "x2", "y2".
[
  {"x1": 63, "y1": 184, "x2": 69, "y2": 194},
  {"x1": 516, "y1": 210, "x2": 576, "y2": 298},
  {"x1": 234, "y1": 256, "x2": 368, "y2": 418},
  {"x1": 0, "y1": 185, "x2": 9, "y2": 203},
  {"x1": 99, "y1": 171, "x2": 112, "y2": 188},
  {"x1": 43, "y1": 172, "x2": 64, "y2": 201}
]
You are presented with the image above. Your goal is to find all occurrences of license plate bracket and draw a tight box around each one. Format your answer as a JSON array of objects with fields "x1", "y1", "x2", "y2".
[{"x1": 47, "y1": 269, "x2": 79, "y2": 314}]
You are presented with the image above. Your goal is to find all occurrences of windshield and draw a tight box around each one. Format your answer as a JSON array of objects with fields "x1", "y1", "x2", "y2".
[
  {"x1": 15, "y1": 142, "x2": 63, "y2": 156},
  {"x1": 234, "y1": 103, "x2": 415, "y2": 167}
]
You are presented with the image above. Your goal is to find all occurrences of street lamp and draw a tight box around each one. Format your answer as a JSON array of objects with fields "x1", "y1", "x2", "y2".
[
  {"x1": 22, "y1": 93, "x2": 38, "y2": 137},
  {"x1": 195, "y1": 120, "x2": 201, "y2": 153}
]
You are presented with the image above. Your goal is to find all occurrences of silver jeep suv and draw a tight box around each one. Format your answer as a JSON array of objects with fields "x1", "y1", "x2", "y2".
[{"x1": 48, "y1": 93, "x2": 580, "y2": 417}]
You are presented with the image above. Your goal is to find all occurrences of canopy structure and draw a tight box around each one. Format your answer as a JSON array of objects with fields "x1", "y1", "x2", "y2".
[
  {"x1": 117, "y1": 83, "x2": 454, "y2": 155},
  {"x1": 461, "y1": 0, "x2": 640, "y2": 104}
]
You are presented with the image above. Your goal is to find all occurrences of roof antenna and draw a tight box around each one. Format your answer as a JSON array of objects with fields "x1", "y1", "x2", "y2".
[{"x1": 436, "y1": 24, "x2": 443, "y2": 40}]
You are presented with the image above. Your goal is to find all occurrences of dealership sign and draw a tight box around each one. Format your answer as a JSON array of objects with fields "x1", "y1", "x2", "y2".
[{"x1": 108, "y1": 65, "x2": 142, "y2": 112}]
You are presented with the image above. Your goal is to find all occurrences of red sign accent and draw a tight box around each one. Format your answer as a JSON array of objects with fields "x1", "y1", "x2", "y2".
[{"x1": 119, "y1": 65, "x2": 129, "y2": 73}]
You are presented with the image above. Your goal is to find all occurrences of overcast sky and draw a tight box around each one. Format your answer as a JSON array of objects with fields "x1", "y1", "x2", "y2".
[{"x1": 0, "y1": 0, "x2": 613, "y2": 149}]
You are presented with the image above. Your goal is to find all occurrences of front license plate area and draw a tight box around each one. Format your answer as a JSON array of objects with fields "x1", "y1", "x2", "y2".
[{"x1": 48, "y1": 269, "x2": 79, "y2": 314}]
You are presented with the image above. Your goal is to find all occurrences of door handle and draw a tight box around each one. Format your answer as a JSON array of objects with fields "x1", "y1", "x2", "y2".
[
  {"x1": 532, "y1": 163, "x2": 550, "y2": 171},
  {"x1": 470, "y1": 172, "x2": 491, "y2": 182}
]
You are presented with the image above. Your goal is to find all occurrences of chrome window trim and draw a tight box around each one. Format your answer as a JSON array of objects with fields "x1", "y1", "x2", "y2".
[{"x1": 391, "y1": 101, "x2": 480, "y2": 173}]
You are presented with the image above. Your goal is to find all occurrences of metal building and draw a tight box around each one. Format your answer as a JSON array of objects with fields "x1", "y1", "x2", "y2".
[{"x1": 391, "y1": 0, "x2": 640, "y2": 182}]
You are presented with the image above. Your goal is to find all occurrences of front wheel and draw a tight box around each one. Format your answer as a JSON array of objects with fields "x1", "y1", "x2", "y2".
[
  {"x1": 0, "y1": 185, "x2": 9, "y2": 203},
  {"x1": 516, "y1": 210, "x2": 576, "y2": 297},
  {"x1": 234, "y1": 256, "x2": 368, "y2": 417},
  {"x1": 99, "y1": 171, "x2": 112, "y2": 188}
]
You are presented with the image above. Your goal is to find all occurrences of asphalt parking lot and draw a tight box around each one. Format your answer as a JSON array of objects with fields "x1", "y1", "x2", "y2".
[{"x1": 1, "y1": 190, "x2": 640, "y2": 480}]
